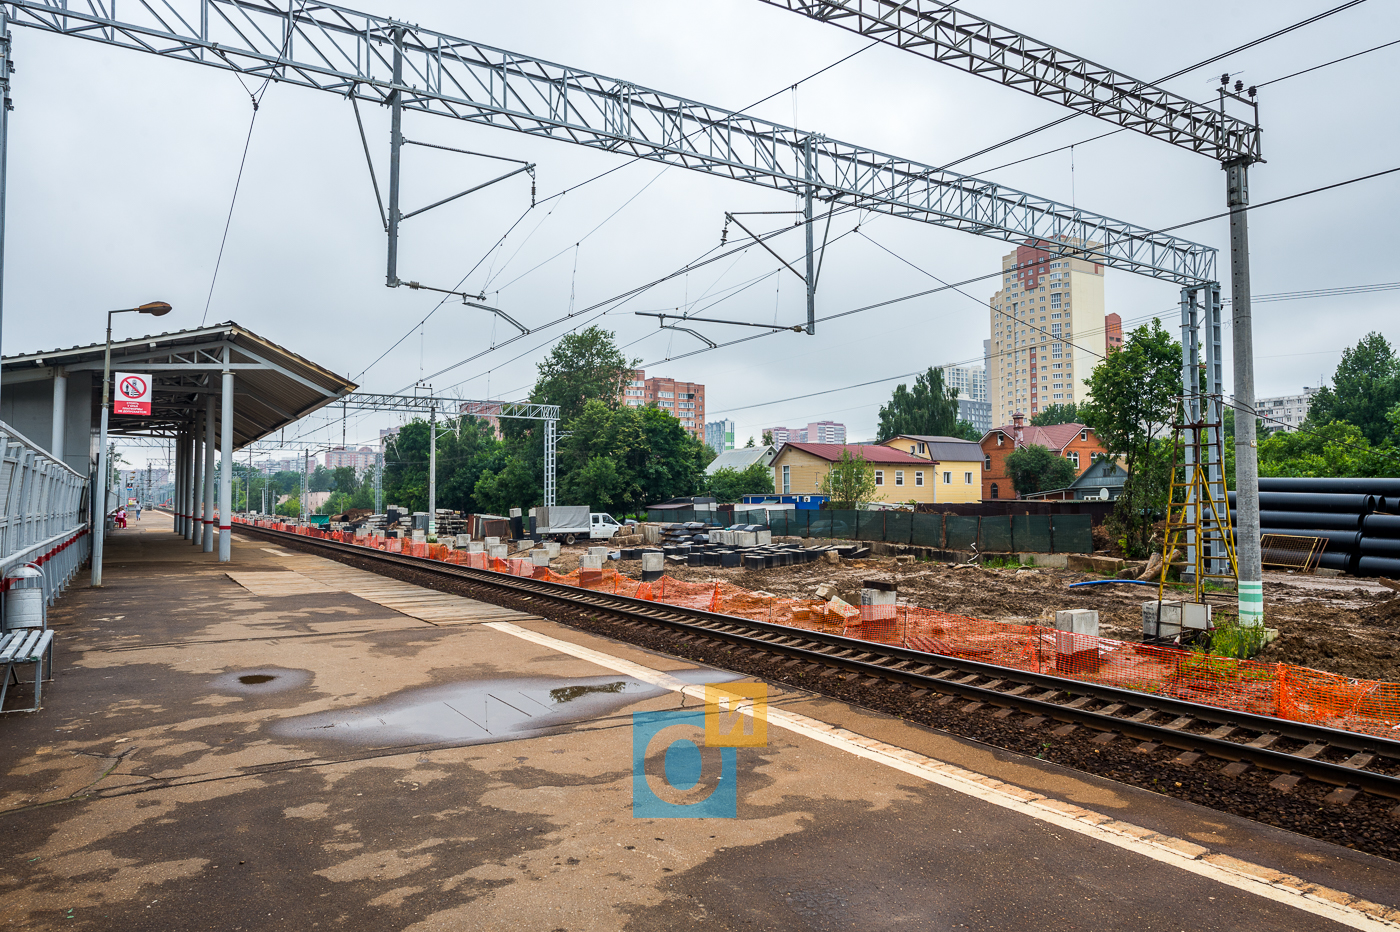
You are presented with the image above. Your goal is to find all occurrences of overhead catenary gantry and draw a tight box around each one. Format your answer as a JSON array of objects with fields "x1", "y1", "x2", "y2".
[{"x1": 755, "y1": 0, "x2": 1268, "y2": 619}]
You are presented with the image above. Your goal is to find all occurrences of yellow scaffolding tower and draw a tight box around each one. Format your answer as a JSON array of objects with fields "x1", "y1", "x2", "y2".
[{"x1": 1158, "y1": 396, "x2": 1238, "y2": 607}]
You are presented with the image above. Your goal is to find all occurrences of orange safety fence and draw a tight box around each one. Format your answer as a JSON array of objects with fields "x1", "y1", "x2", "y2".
[{"x1": 233, "y1": 517, "x2": 1400, "y2": 739}]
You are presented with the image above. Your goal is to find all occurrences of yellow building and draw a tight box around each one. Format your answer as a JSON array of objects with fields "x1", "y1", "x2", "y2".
[
  {"x1": 876, "y1": 435, "x2": 985, "y2": 503},
  {"x1": 771, "y1": 442, "x2": 959, "y2": 505}
]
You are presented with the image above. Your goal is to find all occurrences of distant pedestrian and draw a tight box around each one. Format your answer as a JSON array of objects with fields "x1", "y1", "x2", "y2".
[{"x1": 115, "y1": 508, "x2": 128, "y2": 529}]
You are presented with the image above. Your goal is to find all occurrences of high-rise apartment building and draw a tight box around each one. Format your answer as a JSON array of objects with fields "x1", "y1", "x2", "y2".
[
  {"x1": 324, "y1": 445, "x2": 378, "y2": 472},
  {"x1": 705, "y1": 419, "x2": 736, "y2": 454},
  {"x1": 767, "y1": 422, "x2": 846, "y2": 445},
  {"x1": 1105, "y1": 312, "x2": 1123, "y2": 352},
  {"x1": 621, "y1": 370, "x2": 706, "y2": 440},
  {"x1": 1256, "y1": 387, "x2": 1320, "y2": 433},
  {"x1": 940, "y1": 365, "x2": 987, "y2": 403},
  {"x1": 988, "y1": 240, "x2": 1107, "y2": 424}
]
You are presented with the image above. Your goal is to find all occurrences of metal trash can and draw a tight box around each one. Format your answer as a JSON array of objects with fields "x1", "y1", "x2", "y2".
[{"x1": 3, "y1": 564, "x2": 46, "y2": 631}]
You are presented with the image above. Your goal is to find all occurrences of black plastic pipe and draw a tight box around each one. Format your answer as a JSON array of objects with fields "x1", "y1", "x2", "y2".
[
  {"x1": 1228, "y1": 491, "x2": 1377, "y2": 513},
  {"x1": 1316, "y1": 551, "x2": 1357, "y2": 573},
  {"x1": 1357, "y1": 555, "x2": 1400, "y2": 577},
  {"x1": 1360, "y1": 537, "x2": 1400, "y2": 557},
  {"x1": 1257, "y1": 510, "x2": 1363, "y2": 530},
  {"x1": 1259, "y1": 477, "x2": 1400, "y2": 496},
  {"x1": 1256, "y1": 527, "x2": 1362, "y2": 551},
  {"x1": 1363, "y1": 513, "x2": 1400, "y2": 538}
]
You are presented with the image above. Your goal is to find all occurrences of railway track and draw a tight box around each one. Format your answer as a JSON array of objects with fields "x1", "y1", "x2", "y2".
[{"x1": 239, "y1": 523, "x2": 1400, "y2": 807}]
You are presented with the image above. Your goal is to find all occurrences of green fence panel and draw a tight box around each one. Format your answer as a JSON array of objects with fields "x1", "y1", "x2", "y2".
[
  {"x1": 1012, "y1": 515, "x2": 1053, "y2": 553},
  {"x1": 855, "y1": 511, "x2": 883, "y2": 542},
  {"x1": 884, "y1": 511, "x2": 914, "y2": 545},
  {"x1": 1052, "y1": 515, "x2": 1094, "y2": 553},
  {"x1": 946, "y1": 515, "x2": 980, "y2": 550},
  {"x1": 768, "y1": 511, "x2": 789, "y2": 537},
  {"x1": 911, "y1": 513, "x2": 943, "y2": 548},
  {"x1": 808, "y1": 511, "x2": 835, "y2": 539},
  {"x1": 979, "y1": 515, "x2": 1013, "y2": 552}
]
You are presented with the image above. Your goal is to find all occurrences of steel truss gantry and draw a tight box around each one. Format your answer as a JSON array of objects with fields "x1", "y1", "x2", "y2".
[
  {"x1": 761, "y1": 0, "x2": 1267, "y2": 613},
  {"x1": 1, "y1": 0, "x2": 1214, "y2": 290}
]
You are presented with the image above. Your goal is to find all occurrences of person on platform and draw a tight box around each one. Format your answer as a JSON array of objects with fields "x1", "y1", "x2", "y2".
[{"x1": 115, "y1": 508, "x2": 127, "y2": 529}]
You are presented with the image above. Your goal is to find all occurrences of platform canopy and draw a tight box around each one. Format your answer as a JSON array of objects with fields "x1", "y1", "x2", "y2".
[{"x1": 1, "y1": 321, "x2": 356, "y2": 449}]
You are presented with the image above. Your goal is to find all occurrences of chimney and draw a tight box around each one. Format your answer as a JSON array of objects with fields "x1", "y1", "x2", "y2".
[{"x1": 1012, "y1": 412, "x2": 1025, "y2": 446}]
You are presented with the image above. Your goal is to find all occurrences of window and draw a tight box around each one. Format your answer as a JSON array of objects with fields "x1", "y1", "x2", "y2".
[
  {"x1": 917, "y1": 442, "x2": 926, "y2": 455},
  {"x1": 895, "y1": 470, "x2": 904, "y2": 486},
  {"x1": 658, "y1": 391, "x2": 674, "y2": 398},
  {"x1": 990, "y1": 482, "x2": 1000, "y2": 499},
  {"x1": 1067, "y1": 451, "x2": 1080, "y2": 468},
  {"x1": 915, "y1": 471, "x2": 924, "y2": 486},
  {"x1": 985, "y1": 455, "x2": 992, "y2": 469},
  {"x1": 964, "y1": 471, "x2": 973, "y2": 484},
  {"x1": 908, "y1": 444, "x2": 916, "y2": 454},
  {"x1": 943, "y1": 471, "x2": 952, "y2": 484},
  {"x1": 1080, "y1": 429, "x2": 1089, "y2": 441},
  {"x1": 997, "y1": 433, "x2": 1004, "y2": 446},
  {"x1": 874, "y1": 470, "x2": 884, "y2": 486},
  {"x1": 782, "y1": 465, "x2": 790, "y2": 494},
  {"x1": 1052, "y1": 343, "x2": 1064, "y2": 359},
  {"x1": 1050, "y1": 322, "x2": 1061, "y2": 337}
]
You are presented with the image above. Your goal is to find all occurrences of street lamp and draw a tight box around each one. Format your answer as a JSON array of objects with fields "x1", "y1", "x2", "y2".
[{"x1": 92, "y1": 301, "x2": 173, "y2": 587}]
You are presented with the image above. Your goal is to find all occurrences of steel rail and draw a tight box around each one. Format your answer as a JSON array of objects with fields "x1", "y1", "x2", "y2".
[{"x1": 238, "y1": 524, "x2": 1400, "y2": 799}]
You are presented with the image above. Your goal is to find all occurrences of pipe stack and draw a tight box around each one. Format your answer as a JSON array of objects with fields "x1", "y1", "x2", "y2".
[{"x1": 1229, "y1": 477, "x2": 1400, "y2": 576}]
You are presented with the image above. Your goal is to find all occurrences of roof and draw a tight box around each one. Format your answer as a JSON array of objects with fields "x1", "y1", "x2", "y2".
[
  {"x1": 706, "y1": 446, "x2": 777, "y2": 475},
  {"x1": 776, "y1": 442, "x2": 929, "y2": 464},
  {"x1": 885, "y1": 435, "x2": 984, "y2": 461},
  {"x1": 981, "y1": 422, "x2": 1086, "y2": 453},
  {"x1": 2, "y1": 321, "x2": 356, "y2": 448}
]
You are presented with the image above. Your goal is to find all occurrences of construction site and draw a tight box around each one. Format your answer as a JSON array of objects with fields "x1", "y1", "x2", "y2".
[{"x1": 1, "y1": 1, "x2": 1399, "y2": 930}]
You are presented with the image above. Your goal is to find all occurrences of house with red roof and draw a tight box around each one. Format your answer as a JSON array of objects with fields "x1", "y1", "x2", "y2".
[
  {"x1": 979, "y1": 414, "x2": 1109, "y2": 500},
  {"x1": 770, "y1": 442, "x2": 961, "y2": 504}
]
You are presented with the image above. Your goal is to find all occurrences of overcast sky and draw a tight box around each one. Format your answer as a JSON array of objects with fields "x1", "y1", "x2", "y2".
[{"x1": 4, "y1": 0, "x2": 1398, "y2": 469}]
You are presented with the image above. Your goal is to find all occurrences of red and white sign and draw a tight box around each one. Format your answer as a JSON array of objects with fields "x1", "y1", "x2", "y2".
[{"x1": 113, "y1": 373, "x2": 151, "y2": 416}]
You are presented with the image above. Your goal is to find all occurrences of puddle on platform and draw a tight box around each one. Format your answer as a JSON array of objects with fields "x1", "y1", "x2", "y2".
[
  {"x1": 275, "y1": 675, "x2": 672, "y2": 746},
  {"x1": 212, "y1": 667, "x2": 313, "y2": 694}
]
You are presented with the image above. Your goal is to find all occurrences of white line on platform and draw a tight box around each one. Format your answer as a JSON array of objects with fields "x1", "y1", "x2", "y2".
[{"x1": 486, "y1": 620, "x2": 1400, "y2": 932}]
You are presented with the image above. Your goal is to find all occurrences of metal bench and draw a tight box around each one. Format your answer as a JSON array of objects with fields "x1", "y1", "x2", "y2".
[{"x1": 0, "y1": 628, "x2": 55, "y2": 713}]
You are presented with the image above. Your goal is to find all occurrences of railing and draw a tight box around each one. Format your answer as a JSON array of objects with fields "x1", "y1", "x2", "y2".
[{"x1": 0, "y1": 420, "x2": 90, "y2": 606}]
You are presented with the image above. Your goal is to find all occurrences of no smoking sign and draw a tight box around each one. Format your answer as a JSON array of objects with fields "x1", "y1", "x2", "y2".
[{"x1": 113, "y1": 372, "x2": 151, "y2": 416}]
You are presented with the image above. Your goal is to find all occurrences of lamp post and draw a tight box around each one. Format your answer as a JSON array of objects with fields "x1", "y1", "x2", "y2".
[{"x1": 91, "y1": 301, "x2": 172, "y2": 587}]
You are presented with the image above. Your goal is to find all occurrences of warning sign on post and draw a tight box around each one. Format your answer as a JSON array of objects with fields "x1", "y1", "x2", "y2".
[{"x1": 113, "y1": 373, "x2": 151, "y2": 416}]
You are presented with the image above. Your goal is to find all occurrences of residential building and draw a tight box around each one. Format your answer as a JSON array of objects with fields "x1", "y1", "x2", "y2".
[
  {"x1": 767, "y1": 421, "x2": 847, "y2": 445},
  {"x1": 705, "y1": 445, "x2": 777, "y2": 476},
  {"x1": 940, "y1": 364, "x2": 987, "y2": 403},
  {"x1": 1106, "y1": 312, "x2": 1123, "y2": 352},
  {"x1": 705, "y1": 419, "x2": 736, "y2": 454},
  {"x1": 770, "y1": 442, "x2": 952, "y2": 505},
  {"x1": 979, "y1": 414, "x2": 1110, "y2": 500},
  {"x1": 958, "y1": 398, "x2": 992, "y2": 434},
  {"x1": 876, "y1": 435, "x2": 984, "y2": 503},
  {"x1": 458, "y1": 400, "x2": 505, "y2": 437},
  {"x1": 324, "y1": 445, "x2": 377, "y2": 472},
  {"x1": 1256, "y1": 387, "x2": 1320, "y2": 433},
  {"x1": 621, "y1": 370, "x2": 706, "y2": 440},
  {"x1": 988, "y1": 239, "x2": 1107, "y2": 424}
]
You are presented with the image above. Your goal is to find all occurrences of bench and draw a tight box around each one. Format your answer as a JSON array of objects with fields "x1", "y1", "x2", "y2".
[{"x1": 0, "y1": 628, "x2": 54, "y2": 713}]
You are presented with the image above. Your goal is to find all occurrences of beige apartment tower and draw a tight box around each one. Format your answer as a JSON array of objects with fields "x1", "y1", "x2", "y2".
[{"x1": 987, "y1": 240, "x2": 1107, "y2": 425}]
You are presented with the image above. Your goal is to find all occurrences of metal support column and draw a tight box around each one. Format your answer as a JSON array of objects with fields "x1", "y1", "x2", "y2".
[
  {"x1": 803, "y1": 135, "x2": 816, "y2": 336},
  {"x1": 50, "y1": 368, "x2": 66, "y2": 461},
  {"x1": 1203, "y1": 283, "x2": 1225, "y2": 576},
  {"x1": 385, "y1": 26, "x2": 404, "y2": 287},
  {"x1": 1179, "y1": 286, "x2": 1200, "y2": 578},
  {"x1": 0, "y1": 9, "x2": 10, "y2": 409},
  {"x1": 174, "y1": 431, "x2": 184, "y2": 534},
  {"x1": 373, "y1": 450, "x2": 383, "y2": 514},
  {"x1": 543, "y1": 418, "x2": 556, "y2": 508},
  {"x1": 189, "y1": 425, "x2": 201, "y2": 541},
  {"x1": 218, "y1": 368, "x2": 233, "y2": 561},
  {"x1": 1226, "y1": 159, "x2": 1263, "y2": 624},
  {"x1": 91, "y1": 405, "x2": 108, "y2": 585},
  {"x1": 427, "y1": 402, "x2": 437, "y2": 539},
  {"x1": 202, "y1": 393, "x2": 215, "y2": 552}
]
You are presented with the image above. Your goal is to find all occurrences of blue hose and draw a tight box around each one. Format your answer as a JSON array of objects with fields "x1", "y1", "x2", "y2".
[{"x1": 1067, "y1": 578, "x2": 1156, "y2": 588}]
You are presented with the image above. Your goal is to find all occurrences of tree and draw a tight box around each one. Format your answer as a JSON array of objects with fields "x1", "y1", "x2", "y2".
[
  {"x1": 531, "y1": 326, "x2": 637, "y2": 422},
  {"x1": 1031, "y1": 403, "x2": 1079, "y2": 426},
  {"x1": 1258, "y1": 419, "x2": 1399, "y2": 478},
  {"x1": 876, "y1": 367, "x2": 963, "y2": 441},
  {"x1": 276, "y1": 496, "x2": 300, "y2": 518},
  {"x1": 556, "y1": 401, "x2": 710, "y2": 513},
  {"x1": 744, "y1": 436, "x2": 756, "y2": 448},
  {"x1": 308, "y1": 464, "x2": 334, "y2": 492},
  {"x1": 1305, "y1": 332, "x2": 1400, "y2": 445},
  {"x1": 1078, "y1": 319, "x2": 1181, "y2": 558},
  {"x1": 1003, "y1": 444, "x2": 1078, "y2": 496},
  {"x1": 762, "y1": 430, "x2": 774, "y2": 446},
  {"x1": 705, "y1": 463, "x2": 775, "y2": 502},
  {"x1": 820, "y1": 449, "x2": 877, "y2": 508}
]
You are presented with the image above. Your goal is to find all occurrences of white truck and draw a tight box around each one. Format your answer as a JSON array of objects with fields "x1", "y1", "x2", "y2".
[{"x1": 534, "y1": 505, "x2": 622, "y2": 545}]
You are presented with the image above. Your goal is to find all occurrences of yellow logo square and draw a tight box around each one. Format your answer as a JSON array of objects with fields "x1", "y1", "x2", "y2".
[{"x1": 704, "y1": 683, "x2": 768, "y2": 747}]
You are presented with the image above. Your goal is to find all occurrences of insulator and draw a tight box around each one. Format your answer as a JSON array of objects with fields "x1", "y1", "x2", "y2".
[{"x1": 1234, "y1": 80, "x2": 1243, "y2": 93}]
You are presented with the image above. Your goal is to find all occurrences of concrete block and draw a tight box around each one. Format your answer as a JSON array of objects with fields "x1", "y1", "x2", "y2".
[
  {"x1": 815, "y1": 583, "x2": 837, "y2": 601},
  {"x1": 756, "y1": 530, "x2": 772, "y2": 546},
  {"x1": 488, "y1": 543, "x2": 509, "y2": 560},
  {"x1": 588, "y1": 546, "x2": 609, "y2": 558},
  {"x1": 545, "y1": 541, "x2": 562, "y2": 558},
  {"x1": 823, "y1": 550, "x2": 840, "y2": 566},
  {"x1": 641, "y1": 551, "x2": 664, "y2": 573},
  {"x1": 509, "y1": 507, "x2": 522, "y2": 518},
  {"x1": 894, "y1": 554, "x2": 915, "y2": 565},
  {"x1": 735, "y1": 531, "x2": 758, "y2": 548},
  {"x1": 1018, "y1": 552, "x2": 1067, "y2": 568},
  {"x1": 456, "y1": 534, "x2": 473, "y2": 547},
  {"x1": 485, "y1": 537, "x2": 500, "y2": 547},
  {"x1": 860, "y1": 581, "x2": 897, "y2": 621},
  {"x1": 411, "y1": 529, "x2": 427, "y2": 542},
  {"x1": 531, "y1": 549, "x2": 551, "y2": 567},
  {"x1": 467, "y1": 541, "x2": 485, "y2": 552},
  {"x1": 1054, "y1": 609, "x2": 1099, "y2": 636},
  {"x1": 743, "y1": 554, "x2": 766, "y2": 572},
  {"x1": 1142, "y1": 600, "x2": 1212, "y2": 638},
  {"x1": 580, "y1": 553, "x2": 605, "y2": 570}
]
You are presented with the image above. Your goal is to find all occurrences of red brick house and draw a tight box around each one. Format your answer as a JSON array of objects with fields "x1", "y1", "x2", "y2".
[{"x1": 979, "y1": 414, "x2": 1109, "y2": 500}]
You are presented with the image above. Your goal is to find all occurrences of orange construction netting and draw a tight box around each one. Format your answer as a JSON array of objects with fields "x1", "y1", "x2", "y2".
[{"x1": 237, "y1": 518, "x2": 1400, "y2": 739}]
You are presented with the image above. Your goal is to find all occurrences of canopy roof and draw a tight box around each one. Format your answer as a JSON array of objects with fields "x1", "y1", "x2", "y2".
[{"x1": 2, "y1": 322, "x2": 356, "y2": 449}]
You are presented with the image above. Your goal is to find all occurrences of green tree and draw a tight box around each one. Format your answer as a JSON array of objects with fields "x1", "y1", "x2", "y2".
[
  {"x1": 473, "y1": 458, "x2": 540, "y2": 515},
  {"x1": 1258, "y1": 419, "x2": 1399, "y2": 478},
  {"x1": 1305, "y1": 332, "x2": 1400, "y2": 445},
  {"x1": 308, "y1": 464, "x2": 334, "y2": 492},
  {"x1": 531, "y1": 326, "x2": 638, "y2": 422},
  {"x1": 876, "y1": 367, "x2": 962, "y2": 441},
  {"x1": 1078, "y1": 319, "x2": 1181, "y2": 558},
  {"x1": 556, "y1": 401, "x2": 710, "y2": 512},
  {"x1": 820, "y1": 449, "x2": 877, "y2": 508},
  {"x1": 705, "y1": 462, "x2": 775, "y2": 502},
  {"x1": 744, "y1": 436, "x2": 756, "y2": 448},
  {"x1": 1003, "y1": 444, "x2": 1078, "y2": 496},
  {"x1": 276, "y1": 495, "x2": 300, "y2": 517},
  {"x1": 762, "y1": 430, "x2": 774, "y2": 446},
  {"x1": 1031, "y1": 403, "x2": 1079, "y2": 426},
  {"x1": 330, "y1": 465, "x2": 358, "y2": 494}
]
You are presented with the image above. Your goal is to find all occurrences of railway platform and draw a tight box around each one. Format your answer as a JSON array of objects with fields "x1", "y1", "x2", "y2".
[{"x1": 1, "y1": 511, "x2": 1398, "y2": 931}]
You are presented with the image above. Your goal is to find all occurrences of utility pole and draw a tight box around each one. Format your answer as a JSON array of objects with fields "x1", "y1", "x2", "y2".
[
  {"x1": 1227, "y1": 157, "x2": 1262, "y2": 624},
  {"x1": 0, "y1": 8, "x2": 10, "y2": 411},
  {"x1": 385, "y1": 25, "x2": 404, "y2": 287},
  {"x1": 428, "y1": 401, "x2": 437, "y2": 539}
]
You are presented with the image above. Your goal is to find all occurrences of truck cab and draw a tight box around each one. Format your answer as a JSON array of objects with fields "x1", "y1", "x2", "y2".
[{"x1": 590, "y1": 513, "x2": 621, "y2": 539}]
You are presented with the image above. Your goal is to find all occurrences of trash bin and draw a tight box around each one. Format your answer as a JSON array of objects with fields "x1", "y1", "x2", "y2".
[{"x1": 3, "y1": 564, "x2": 46, "y2": 631}]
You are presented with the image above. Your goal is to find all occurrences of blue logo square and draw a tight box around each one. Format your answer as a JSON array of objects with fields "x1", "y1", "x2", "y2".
[{"x1": 632, "y1": 708, "x2": 737, "y2": 819}]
